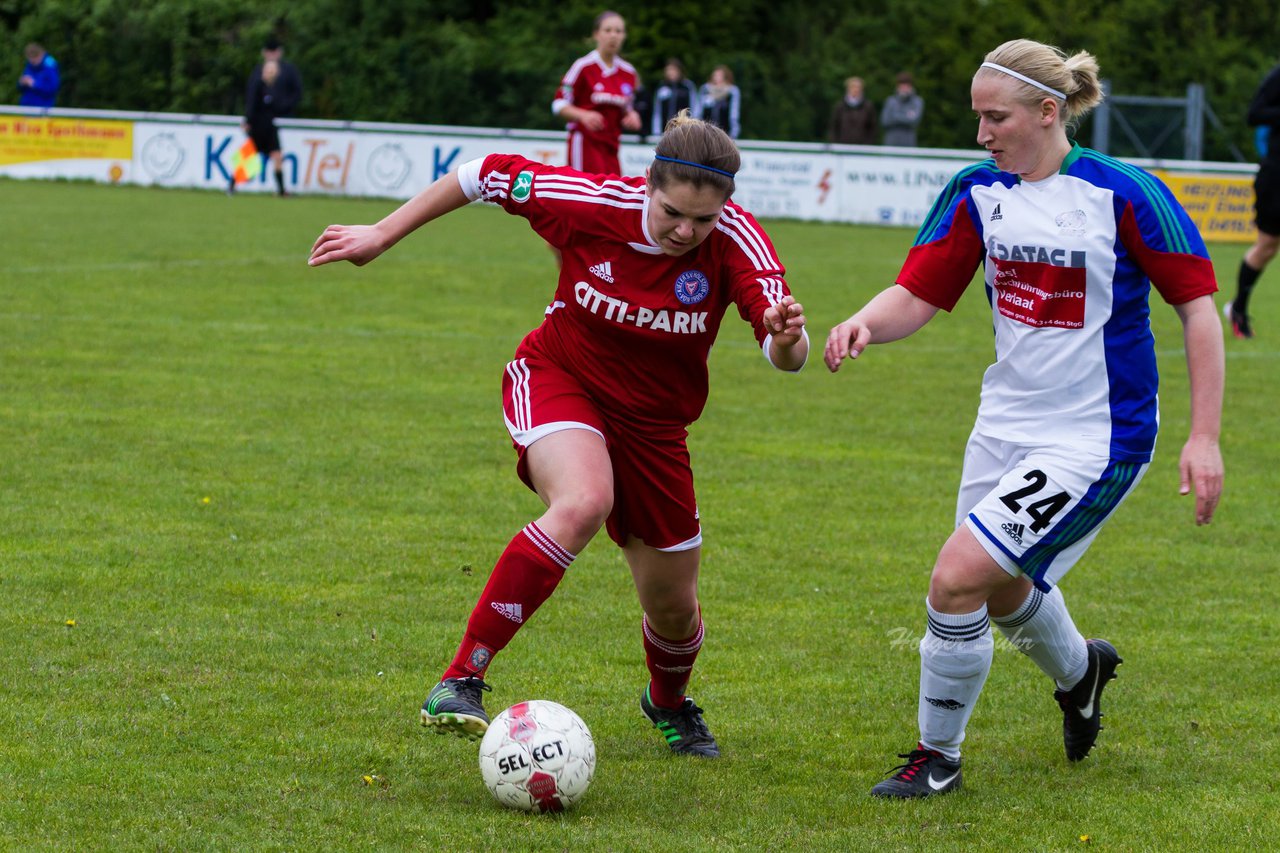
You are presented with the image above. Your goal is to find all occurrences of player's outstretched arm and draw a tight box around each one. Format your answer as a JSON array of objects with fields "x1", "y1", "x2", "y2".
[
  {"x1": 763, "y1": 295, "x2": 809, "y2": 371},
  {"x1": 824, "y1": 284, "x2": 938, "y2": 372},
  {"x1": 309, "y1": 170, "x2": 471, "y2": 267},
  {"x1": 1174, "y1": 294, "x2": 1224, "y2": 525}
]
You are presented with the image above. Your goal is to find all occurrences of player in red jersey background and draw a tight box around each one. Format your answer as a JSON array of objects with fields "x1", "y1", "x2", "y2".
[
  {"x1": 552, "y1": 10, "x2": 642, "y2": 175},
  {"x1": 309, "y1": 114, "x2": 808, "y2": 758}
]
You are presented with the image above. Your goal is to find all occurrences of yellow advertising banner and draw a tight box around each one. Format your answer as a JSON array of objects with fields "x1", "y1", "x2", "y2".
[
  {"x1": 0, "y1": 116, "x2": 132, "y2": 165},
  {"x1": 1155, "y1": 170, "x2": 1257, "y2": 244}
]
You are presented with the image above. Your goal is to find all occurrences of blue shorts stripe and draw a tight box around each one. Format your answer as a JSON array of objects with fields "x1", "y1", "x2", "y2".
[
  {"x1": 1020, "y1": 461, "x2": 1141, "y2": 587},
  {"x1": 968, "y1": 513, "x2": 1021, "y2": 564}
]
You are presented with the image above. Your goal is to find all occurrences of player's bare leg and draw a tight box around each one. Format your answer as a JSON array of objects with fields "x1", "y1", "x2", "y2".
[
  {"x1": 424, "y1": 429, "x2": 613, "y2": 738},
  {"x1": 626, "y1": 541, "x2": 719, "y2": 757}
]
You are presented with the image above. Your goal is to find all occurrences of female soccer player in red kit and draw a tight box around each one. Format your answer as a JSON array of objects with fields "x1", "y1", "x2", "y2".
[
  {"x1": 309, "y1": 114, "x2": 808, "y2": 757},
  {"x1": 553, "y1": 10, "x2": 642, "y2": 175}
]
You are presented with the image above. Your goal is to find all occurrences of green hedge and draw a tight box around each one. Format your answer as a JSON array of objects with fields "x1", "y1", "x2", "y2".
[{"x1": 4, "y1": 0, "x2": 1276, "y2": 160}]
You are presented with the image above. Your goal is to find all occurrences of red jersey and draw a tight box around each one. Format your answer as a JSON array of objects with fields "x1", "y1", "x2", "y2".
[
  {"x1": 470, "y1": 154, "x2": 791, "y2": 431},
  {"x1": 552, "y1": 50, "x2": 638, "y2": 151}
]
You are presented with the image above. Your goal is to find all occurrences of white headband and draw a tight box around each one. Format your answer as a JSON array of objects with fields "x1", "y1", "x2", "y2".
[{"x1": 980, "y1": 62, "x2": 1066, "y2": 100}]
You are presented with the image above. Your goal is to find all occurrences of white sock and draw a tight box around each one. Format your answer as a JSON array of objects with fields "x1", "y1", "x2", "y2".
[
  {"x1": 917, "y1": 599, "x2": 993, "y2": 761},
  {"x1": 992, "y1": 586, "x2": 1088, "y2": 690}
]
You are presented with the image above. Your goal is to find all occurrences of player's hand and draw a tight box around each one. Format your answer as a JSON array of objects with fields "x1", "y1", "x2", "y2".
[
  {"x1": 1179, "y1": 433, "x2": 1223, "y2": 525},
  {"x1": 579, "y1": 110, "x2": 606, "y2": 132},
  {"x1": 308, "y1": 224, "x2": 387, "y2": 267},
  {"x1": 824, "y1": 317, "x2": 872, "y2": 372},
  {"x1": 764, "y1": 295, "x2": 806, "y2": 346},
  {"x1": 621, "y1": 109, "x2": 642, "y2": 132}
]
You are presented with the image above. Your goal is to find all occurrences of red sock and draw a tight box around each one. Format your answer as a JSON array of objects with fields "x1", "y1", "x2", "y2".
[
  {"x1": 643, "y1": 613, "x2": 704, "y2": 709},
  {"x1": 443, "y1": 522, "x2": 574, "y2": 680}
]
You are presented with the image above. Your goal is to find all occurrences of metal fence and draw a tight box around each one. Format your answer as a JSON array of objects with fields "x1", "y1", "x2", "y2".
[{"x1": 1089, "y1": 81, "x2": 1247, "y2": 163}]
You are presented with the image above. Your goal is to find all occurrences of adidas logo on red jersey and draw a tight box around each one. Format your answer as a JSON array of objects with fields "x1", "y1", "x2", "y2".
[{"x1": 588, "y1": 261, "x2": 614, "y2": 284}]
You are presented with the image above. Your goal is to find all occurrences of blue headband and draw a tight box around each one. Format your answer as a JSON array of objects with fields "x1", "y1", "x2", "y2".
[{"x1": 653, "y1": 154, "x2": 736, "y2": 178}]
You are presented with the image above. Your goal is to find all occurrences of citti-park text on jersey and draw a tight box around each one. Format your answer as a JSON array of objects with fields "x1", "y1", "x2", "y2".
[{"x1": 574, "y1": 281, "x2": 708, "y2": 334}]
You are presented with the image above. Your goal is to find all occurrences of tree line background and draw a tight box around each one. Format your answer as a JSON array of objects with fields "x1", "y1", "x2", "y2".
[{"x1": 3, "y1": 0, "x2": 1277, "y2": 161}]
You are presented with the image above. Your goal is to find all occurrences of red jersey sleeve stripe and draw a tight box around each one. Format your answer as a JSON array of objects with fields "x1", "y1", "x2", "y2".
[
  {"x1": 480, "y1": 176, "x2": 512, "y2": 201},
  {"x1": 538, "y1": 176, "x2": 646, "y2": 203},
  {"x1": 544, "y1": 173, "x2": 642, "y2": 192},
  {"x1": 536, "y1": 191, "x2": 645, "y2": 211},
  {"x1": 756, "y1": 276, "x2": 786, "y2": 304},
  {"x1": 558, "y1": 55, "x2": 592, "y2": 87},
  {"x1": 721, "y1": 206, "x2": 776, "y2": 267},
  {"x1": 718, "y1": 207, "x2": 780, "y2": 271}
]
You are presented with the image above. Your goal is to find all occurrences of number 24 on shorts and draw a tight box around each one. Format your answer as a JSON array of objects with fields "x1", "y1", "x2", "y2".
[{"x1": 999, "y1": 469, "x2": 1071, "y2": 533}]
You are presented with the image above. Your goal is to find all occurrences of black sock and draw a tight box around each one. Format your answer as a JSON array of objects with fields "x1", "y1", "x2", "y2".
[
  {"x1": 274, "y1": 169, "x2": 286, "y2": 196},
  {"x1": 1236, "y1": 259, "x2": 1261, "y2": 315}
]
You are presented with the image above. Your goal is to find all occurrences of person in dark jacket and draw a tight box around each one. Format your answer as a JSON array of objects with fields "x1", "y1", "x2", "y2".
[
  {"x1": 880, "y1": 71, "x2": 924, "y2": 147},
  {"x1": 699, "y1": 65, "x2": 741, "y2": 139},
  {"x1": 235, "y1": 38, "x2": 303, "y2": 196},
  {"x1": 829, "y1": 76, "x2": 877, "y2": 145},
  {"x1": 651, "y1": 58, "x2": 701, "y2": 137},
  {"x1": 17, "y1": 43, "x2": 59, "y2": 108}
]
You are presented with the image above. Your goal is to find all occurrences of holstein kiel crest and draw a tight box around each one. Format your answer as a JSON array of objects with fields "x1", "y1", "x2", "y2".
[
  {"x1": 468, "y1": 643, "x2": 493, "y2": 673},
  {"x1": 674, "y1": 270, "x2": 710, "y2": 305}
]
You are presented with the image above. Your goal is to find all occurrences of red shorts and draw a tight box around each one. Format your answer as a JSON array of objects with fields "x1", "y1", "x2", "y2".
[
  {"x1": 566, "y1": 130, "x2": 621, "y2": 176},
  {"x1": 502, "y1": 355, "x2": 701, "y2": 551}
]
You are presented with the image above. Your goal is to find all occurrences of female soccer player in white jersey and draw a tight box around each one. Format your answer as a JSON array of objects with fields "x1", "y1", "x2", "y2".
[
  {"x1": 824, "y1": 39, "x2": 1224, "y2": 798},
  {"x1": 310, "y1": 114, "x2": 808, "y2": 758},
  {"x1": 553, "y1": 10, "x2": 642, "y2": 175}
]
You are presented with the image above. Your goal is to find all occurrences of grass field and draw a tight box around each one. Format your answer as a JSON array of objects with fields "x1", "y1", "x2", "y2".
[{"x1": 2, "y1": 179, "x2": 1277, "y2": 850}]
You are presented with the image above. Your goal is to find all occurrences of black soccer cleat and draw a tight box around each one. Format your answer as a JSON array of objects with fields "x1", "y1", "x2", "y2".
[
  {"x1": 640, "y1": 687, "x2": 721, "y2": 757},
  {"x1": 420, "y1": 677, "x2": 492, "y2": 740},
  {"x1": 1224, "y1": 300, "x2": 1254, "y2": 339},
  {"x1": 1055, "y1": 638, "x2": 1121, "y2": 761},
  {"x1": 870, "y1": 744, "x2": 962, "y2": 799}
]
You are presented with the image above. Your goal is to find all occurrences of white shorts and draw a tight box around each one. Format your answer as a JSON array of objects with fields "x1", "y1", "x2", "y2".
[{"x1": 957, "y1": 431, "x2": 1148, "y2": 591}]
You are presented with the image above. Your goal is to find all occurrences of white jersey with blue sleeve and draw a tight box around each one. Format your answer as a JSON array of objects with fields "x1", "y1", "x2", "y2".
[{"x1": 896, "y1": 143, "x2": 1217, "y2": 463}]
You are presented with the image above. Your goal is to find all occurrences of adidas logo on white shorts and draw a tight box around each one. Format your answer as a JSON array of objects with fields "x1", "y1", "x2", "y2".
[
  {"x1": 589, "y1": 261, "x2": 614, "y2": 284},
  {"x1": 491, "y1": 602, "x2": 524, "y2": 624},
  {"x1": 1001, "y1": 521, "x2": 1025, "y2": 545}
]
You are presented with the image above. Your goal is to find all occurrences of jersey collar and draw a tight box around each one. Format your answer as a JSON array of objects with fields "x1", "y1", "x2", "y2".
[
  {"x1": 629, "y1": 193, "x2": 665, "y2": 255},
  {"x1": 1059, "y1": 141, "x2": 1085, "y2": 174},
  {"x1": 588, "y1": 49, "x2": 621, "y2": 76}
]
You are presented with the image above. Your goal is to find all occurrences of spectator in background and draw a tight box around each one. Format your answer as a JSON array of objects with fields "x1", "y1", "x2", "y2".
[
  {"x1": 700, "y1": 65, "x2": 741, "y2": 139},
  {"x1": 1225, "y1": 60, "x2": 1280, "y2": 339},
  {"x1": 17, "y1": 43, "x2": 59, "y2": 108},
  {"x1": 881, "y1": 71, "x2": 924, "y2": 147},
  {"x1": 553, "y1": 10, "x2": 642, "y2": 175},
  {"x1": 829, "y1": 76, "x2": 878, "y2": 145},
  {"x1": 651, "y1": 58, "x2": 701, "y2": 137}
]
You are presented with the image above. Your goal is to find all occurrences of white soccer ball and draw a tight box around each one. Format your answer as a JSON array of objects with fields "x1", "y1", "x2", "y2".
[{"x1": 478, "y1": 700, "x2": 596, "y2": 813}]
